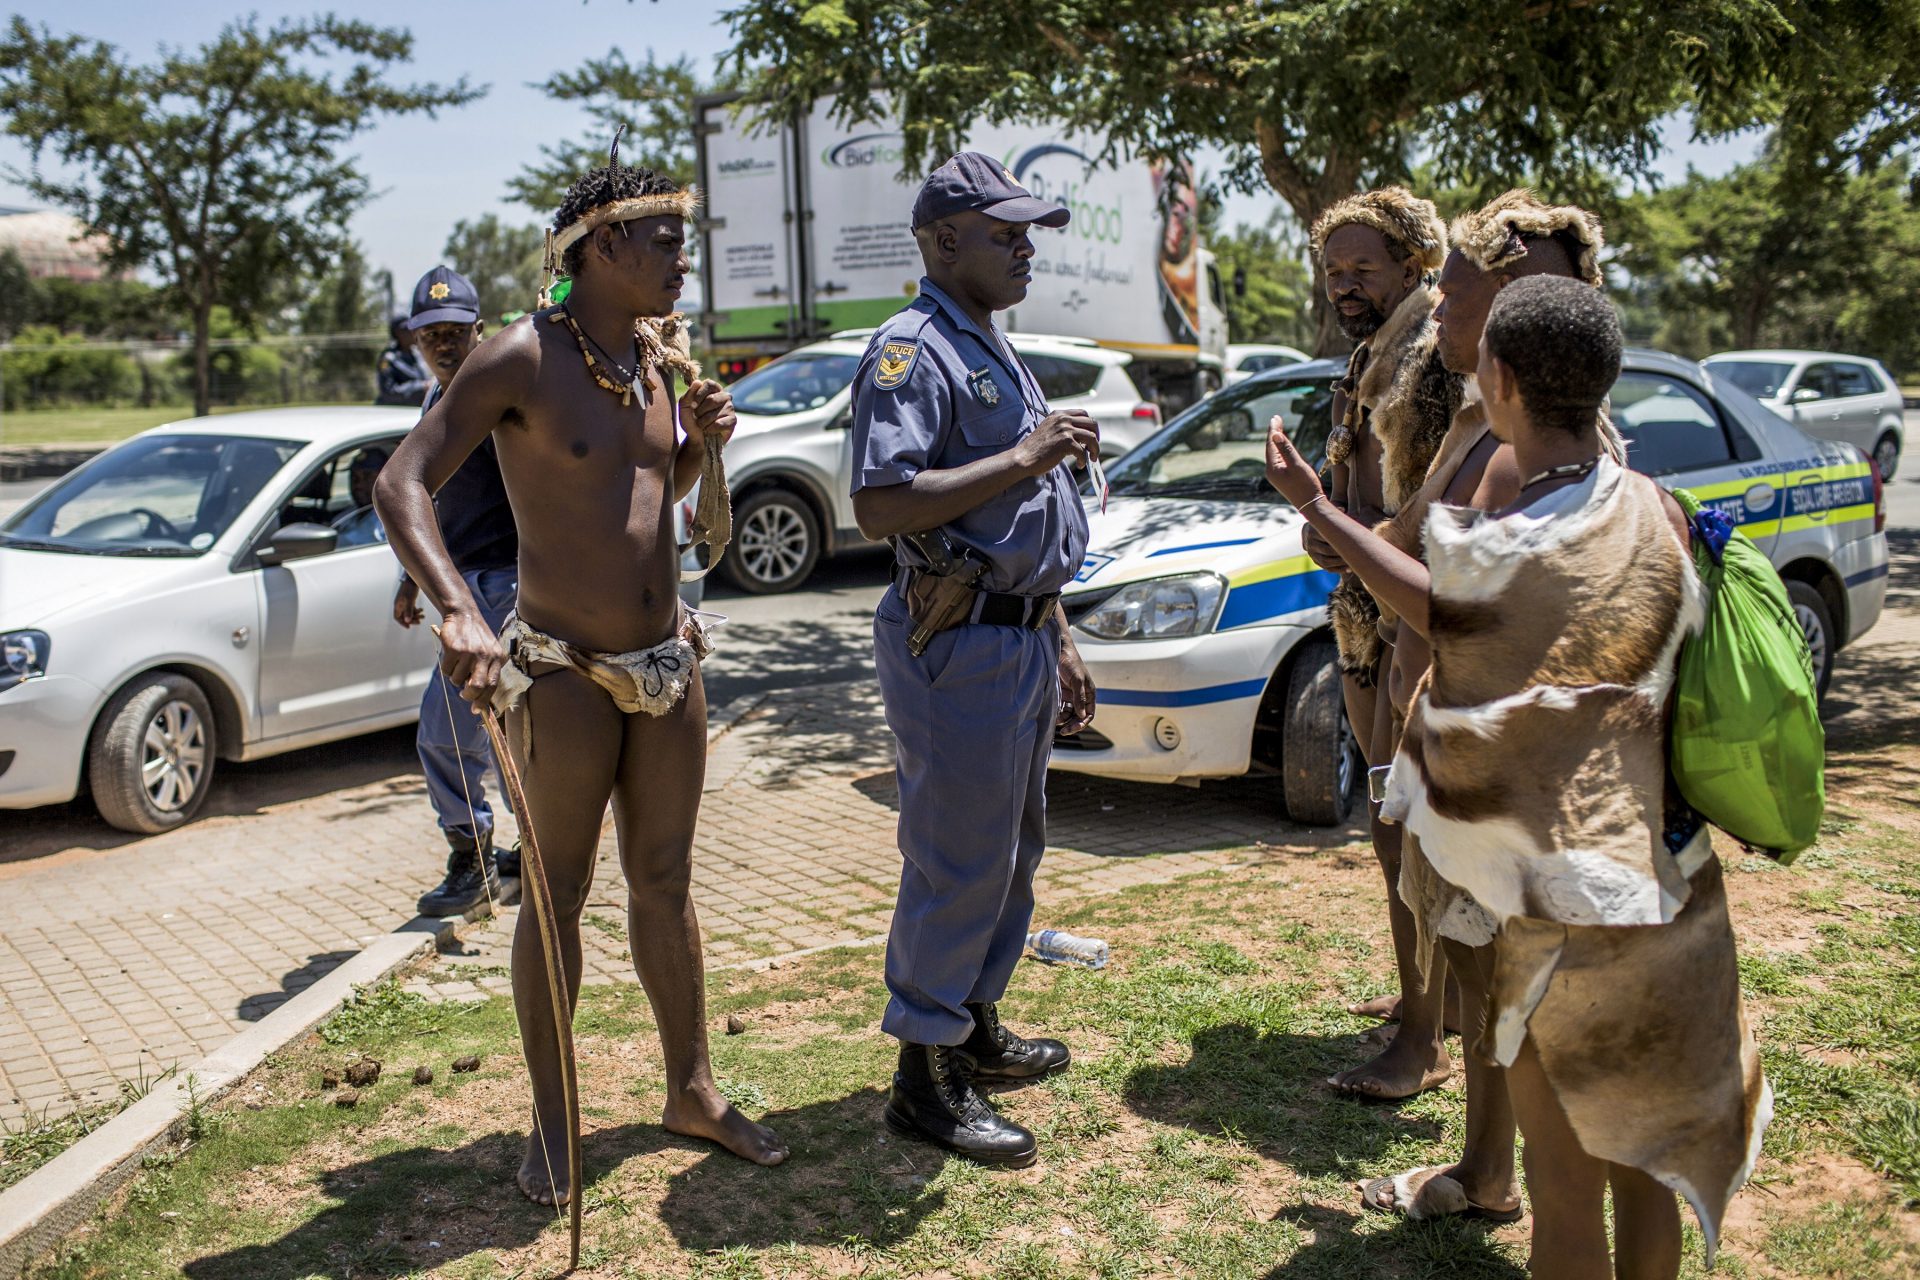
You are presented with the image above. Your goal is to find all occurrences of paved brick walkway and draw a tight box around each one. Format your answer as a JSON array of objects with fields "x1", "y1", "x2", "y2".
[
  {"x1": 8, "y1": 595, "x2": 1911, "y2": 1129},
  {"x1": 0, "y1": 677, "x2": 1333, "y2": 1129},
  {"x1": 409, "y1": 680, "x2": 1335, "y2": 1004}
]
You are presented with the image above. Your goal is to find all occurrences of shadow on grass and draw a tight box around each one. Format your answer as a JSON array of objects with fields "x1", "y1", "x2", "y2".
[
  {"x1": 655, "y1": 1085, "x2": 949, "y2": 1252},
  {"x1": 178, "y1": 1088, "x2": 946, "y2": 1276},
  {"x1": 1262, "y1": 1201, "x2": 1528, "y2": 1279},
  {"x1": 1122, "y1": 1028, "x2": 1528, "y2": 1278},
  {"x1": 1122, "y1": 1023, "x2": 1447, "y2": 1178}
]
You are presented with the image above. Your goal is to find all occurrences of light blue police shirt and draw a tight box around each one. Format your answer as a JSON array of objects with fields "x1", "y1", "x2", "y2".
[{"x1": 850, "y1": 278, "x2": 1091, "y2": 596}]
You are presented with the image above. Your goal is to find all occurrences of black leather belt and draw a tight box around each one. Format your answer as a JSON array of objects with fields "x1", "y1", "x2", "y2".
[
  {"x1": 894, "y1": 567, "x2": 1058, "y2": 630},
  {"x1": 973, "y1": 590, "x2": 1059, "y2": 630}
]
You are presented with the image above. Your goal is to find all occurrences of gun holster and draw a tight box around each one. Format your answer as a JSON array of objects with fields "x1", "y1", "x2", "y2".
[{"x1": 897, "y1": 530, "x2": 987, "y2": 656}]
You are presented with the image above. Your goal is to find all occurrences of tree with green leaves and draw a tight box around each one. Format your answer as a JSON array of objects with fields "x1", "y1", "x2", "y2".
[
  {"x1": 1207, "y1": 217, "x2": 1315, "y2": 349},
  {"x1": 721, "y1": 0, "x2": 1920, "y2": 353},
  {"x1": 0, "y1": 15, "x2": 482, "y2": 415},
  {"x1": 1616, "y1": 150, "x2": 1920, "y2": 374},
  {"x1": 509, "y1": 49, "x2": 737, "y2": 211},
  {"x1": 443, "y1": 215, "x2": 546, "y2": 324}
]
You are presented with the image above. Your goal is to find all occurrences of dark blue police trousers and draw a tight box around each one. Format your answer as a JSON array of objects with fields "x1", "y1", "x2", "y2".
[{"x1": 872, "y1": 584, "x2": 1059, "y2": 1046}]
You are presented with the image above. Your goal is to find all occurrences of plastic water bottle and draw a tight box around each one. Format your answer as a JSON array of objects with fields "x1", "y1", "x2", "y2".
[{"x1": 1027, "y1": 929, "x2": 1110, "y2": 970}]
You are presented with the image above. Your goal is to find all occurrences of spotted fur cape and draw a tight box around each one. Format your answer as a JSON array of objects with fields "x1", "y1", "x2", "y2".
[{"x1": 1382, "y1": 458, "x2": 1770, "y2": 1261}]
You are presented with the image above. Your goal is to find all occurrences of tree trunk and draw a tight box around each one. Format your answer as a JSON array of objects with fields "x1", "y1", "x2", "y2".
[
  {"x1": 192, "y1": 296, "x2": 213, "y2": 417},
  {"x1": 1253, "y1": 120, "x2": 1361, "y2": 359}
]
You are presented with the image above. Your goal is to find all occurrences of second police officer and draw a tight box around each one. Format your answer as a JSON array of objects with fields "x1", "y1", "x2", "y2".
[{"x1": 851, "y1": 152, "x2": 1102, "y2": 1165}]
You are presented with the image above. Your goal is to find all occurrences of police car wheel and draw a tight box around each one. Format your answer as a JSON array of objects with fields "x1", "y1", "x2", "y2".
[
  {"x1": 1785, "y1": 580, "x2": 1835, "y2": 701},
  {"x1": 1280, "y1": 640, "x2": 1359, "y2": 827},
  {"x1": 721, "y1": 488, "x2": 821, "y2": 594}
]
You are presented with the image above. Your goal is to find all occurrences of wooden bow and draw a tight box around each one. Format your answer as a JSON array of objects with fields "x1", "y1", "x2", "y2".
[{"x1": 478, "y1": 705, "x2": 583, "y2": 1271}]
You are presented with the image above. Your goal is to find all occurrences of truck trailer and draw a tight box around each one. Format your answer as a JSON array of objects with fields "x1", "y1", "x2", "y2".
[{"x1": 693, "y1": 93, "x2": 1228, "y2": 411}]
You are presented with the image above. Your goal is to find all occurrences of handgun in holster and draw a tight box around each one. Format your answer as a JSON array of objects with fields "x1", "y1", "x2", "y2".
[{"x1": 898, "y1": 529, "x2": 988, "y2": 657}]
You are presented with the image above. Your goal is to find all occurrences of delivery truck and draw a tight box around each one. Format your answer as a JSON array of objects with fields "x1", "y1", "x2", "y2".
[{"x1": 693, "y1": 93, "x2": 1229, "y2": 411}]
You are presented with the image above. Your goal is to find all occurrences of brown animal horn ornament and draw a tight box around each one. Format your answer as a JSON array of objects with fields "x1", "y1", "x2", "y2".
[{"x1": 478, "y1": 706, "x2": 583, "y2": 1270}]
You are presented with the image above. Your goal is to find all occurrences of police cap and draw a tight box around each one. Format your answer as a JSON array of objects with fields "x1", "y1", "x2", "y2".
[{"x1": 911, "y1": 152, "x2": 1071, "y2": 232}]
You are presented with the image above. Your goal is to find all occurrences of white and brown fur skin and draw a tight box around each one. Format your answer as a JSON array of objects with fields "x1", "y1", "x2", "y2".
[
  {"x1": 1381, "y1": 457, "x2": 1770, "y2": 1261},
  {"x1": 1325, "y1": 285, "x2": 1464, "y2": 683}
]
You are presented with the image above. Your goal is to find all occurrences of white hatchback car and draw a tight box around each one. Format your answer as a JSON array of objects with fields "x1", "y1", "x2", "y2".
[
  {"x1": 715, "y1": 331, "x2": 1162, "y2": 593},
  {"x1": 1704, "y1": 350, "x2": 1905, "y2": 481},
  {"x1": 1224, "y1": 343, "x2": 1311, "y2": 385},
  {"x1": 1053, "y1": 351, "x2": 1890, "y2": 825},
  {"x1": 0, "y1": 407, "x2": 703, "y2": 832}
]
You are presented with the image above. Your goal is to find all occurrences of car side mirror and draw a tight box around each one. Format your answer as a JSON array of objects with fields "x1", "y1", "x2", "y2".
[
  {"x1": 825, "y1": 407, "x2": 853, "y2": 431},
  {"x1": 256, "y1": 522, "x2": 338, "y2": 566},
  {"x1": 1791, "y1": 386, "x2": 1823, "y2": 404}
]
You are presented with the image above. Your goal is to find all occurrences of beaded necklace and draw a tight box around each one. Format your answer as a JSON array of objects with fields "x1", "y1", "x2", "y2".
[{"x1": 549, "y1": 305, "x2": 647, "y2": 407}]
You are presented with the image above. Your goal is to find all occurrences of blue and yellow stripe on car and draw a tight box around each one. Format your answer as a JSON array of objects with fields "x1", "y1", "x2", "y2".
[
  {"x1": 1217, "y1": 554, "x2": 1339, "y2": 630},
  {"x1": 1684, "y1": 460, "x2": 1877, "y2": 539}
]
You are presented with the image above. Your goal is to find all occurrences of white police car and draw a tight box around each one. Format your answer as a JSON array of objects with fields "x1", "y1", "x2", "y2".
[{"x1": 1053, "y1": 350, "x2": 1890, "y2": 825}]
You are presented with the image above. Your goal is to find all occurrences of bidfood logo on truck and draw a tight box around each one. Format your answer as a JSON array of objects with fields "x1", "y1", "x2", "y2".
[
  {"x1": 716, "y1": 155, "x2": 778, "y2": 180},
  {"x1": 1006, "y1": 144, "x2": 1124, "y2": 245},
  {"x1": 823, "y1": 134, "x2": 908, "y2": 169}
]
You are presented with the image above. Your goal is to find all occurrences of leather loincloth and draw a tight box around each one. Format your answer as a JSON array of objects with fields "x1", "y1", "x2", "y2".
[{"x1": 491, "y1": 609, "x2": 714, "y2": 756}]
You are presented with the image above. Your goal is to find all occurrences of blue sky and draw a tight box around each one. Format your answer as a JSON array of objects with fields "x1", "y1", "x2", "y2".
[{"x1": 2, "y1": 1, "x2": 1762, "y2": 298}]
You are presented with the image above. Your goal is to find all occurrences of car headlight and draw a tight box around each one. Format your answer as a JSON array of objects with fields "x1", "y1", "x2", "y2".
[
  {"x1": 0, "y1": 630, "x2": 50, "y2": 690},
  {"x1": 1075, "y1": 573, "x2": 1226, "y2": 641}
]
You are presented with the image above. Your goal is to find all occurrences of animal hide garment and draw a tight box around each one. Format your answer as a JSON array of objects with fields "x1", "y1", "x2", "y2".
[
  {"x1": 1327, "y1": 286, "x2": 1462, "y2": 683},
  {"x1": 1382, "y1": 457, "x2": 1768, "y2": 1261}
]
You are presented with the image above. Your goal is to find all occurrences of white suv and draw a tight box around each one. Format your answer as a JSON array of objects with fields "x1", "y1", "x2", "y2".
[
  {"x1": 715, "y1": 332, "x2": 1161, "y2": 593},
  {"x1": 1705, "y1": 350, "x2": 1905, "y2": 481}
]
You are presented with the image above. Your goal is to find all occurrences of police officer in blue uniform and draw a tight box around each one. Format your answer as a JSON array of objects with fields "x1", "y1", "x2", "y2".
[{"x1": 852, "y1": 153, "x2": 1100, "y2": 1166}]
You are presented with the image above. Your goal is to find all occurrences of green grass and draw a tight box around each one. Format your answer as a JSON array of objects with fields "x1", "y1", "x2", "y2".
[
  {"x1": 24, "y1": 811, "x2": 1920, "y2": 1277},
  {"x1": 0, "y1": 403, "x2": 345, "y2": 447}
]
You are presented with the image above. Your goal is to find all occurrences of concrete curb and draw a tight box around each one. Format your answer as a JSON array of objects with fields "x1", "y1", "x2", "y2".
[
  {"x1": 0, "y1": 914, "x2": 461, "y2": 1278},
  {"x1": 0, "y1": 688, "x2": 769, "y2": 1277}
]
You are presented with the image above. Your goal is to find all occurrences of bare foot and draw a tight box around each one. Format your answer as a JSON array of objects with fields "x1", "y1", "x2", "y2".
[
  {"x1": 1346, "y1": 989, "x2": 1463, "y2": 1035},
  {"x1": 516, "y1": 1120, "x2": 571, "y2": 1206},
  {"x1": 1348, "y1": 992, "x2": 1402, "y2": 1020},
  {"x1": 1327, "y1": 1034, "x2": 1452, "y2": 1101},
  {"x1": 663, "y1": 1082, "x2": 789, "y2": 1166}
]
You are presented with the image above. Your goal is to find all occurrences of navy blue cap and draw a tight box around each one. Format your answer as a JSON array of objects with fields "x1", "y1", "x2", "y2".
[
  {"x1": 910, "y1": 152, "x2": 1071, "y2": 232},
  {"x1": 406, "y1": 266, "x2": 480, "y2": 330}
]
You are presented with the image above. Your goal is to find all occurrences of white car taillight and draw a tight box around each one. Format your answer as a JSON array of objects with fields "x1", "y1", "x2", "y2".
[{"x1": 1131, "y1": 403, "x2": 1161, "y2": 427}]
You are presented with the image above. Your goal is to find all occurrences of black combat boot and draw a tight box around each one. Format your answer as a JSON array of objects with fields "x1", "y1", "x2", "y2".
[
  {"x1": 883, "y1": 1041, "x2": 1038, "y2": 1166},
  {"x1": 415, "y1": 830, "x2": 502, "y2": 917},
  {"x1": 491, "y1": 839, "x2": 523, "y2": 908},
  {"x1": 958, "y1": 1001, "x2": 1071, "y2": 1084}
]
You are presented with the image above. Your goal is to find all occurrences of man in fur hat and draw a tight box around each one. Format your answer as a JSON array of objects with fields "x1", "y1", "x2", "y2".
[
  {"x1": 1305, "y1": 186, "x2": 1462, "y2": 1099},
  {"x1": 377, "y1": 160, "x2": 789, "y2": 1208},
  {"x1": 1271, "y1": 274, "x2": 1767, "y2": 1278},
  {"x1": 1309, "y1": 190, "x2": 1616, "y2": 1226}
]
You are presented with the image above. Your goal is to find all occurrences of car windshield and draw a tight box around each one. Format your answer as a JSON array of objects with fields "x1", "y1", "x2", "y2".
[
  {"x1": 1708, "y1": 360, "x2": 1795, "y2": 400},
  {"x1": 729, "y1": 353, "x2": 860, "y2": 415},
  {"x1": 1, "y1": 433, "x2": 300, "y2": 557},
  {"x1": 1104, "y1": 376, "x2": 1334, "y2": 501}
]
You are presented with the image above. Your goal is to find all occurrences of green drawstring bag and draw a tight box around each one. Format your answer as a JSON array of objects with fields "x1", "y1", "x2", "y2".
[{"x1": 1668, "y1": 489, "x2": 1825, "y2": 862}]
